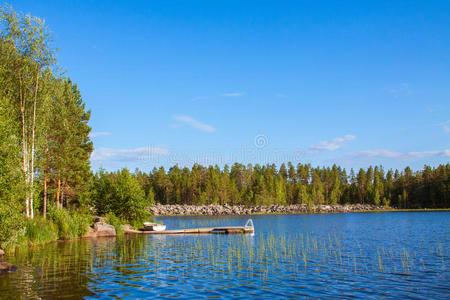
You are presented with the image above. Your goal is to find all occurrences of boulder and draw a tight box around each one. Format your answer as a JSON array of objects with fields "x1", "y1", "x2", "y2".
[
  {"x1": 83, "y1": 227, "x2": 97, "y2": 238},
  {"x1": 83, "y1": 222, "x2": 116, "y2": 238},
  {"x1": 93, "y1": 222, "x2": 116, "y2": 237},
  {"x1": 0, "y1": 262, "x2": 17, "y2": 274}
]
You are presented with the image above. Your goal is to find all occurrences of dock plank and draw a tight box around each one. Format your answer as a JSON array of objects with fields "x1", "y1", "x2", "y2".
[{"x1": 125, "y1": 226, "x2": 254, "y2": 235}]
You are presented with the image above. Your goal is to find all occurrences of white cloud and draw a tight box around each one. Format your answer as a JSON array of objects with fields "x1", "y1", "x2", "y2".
[
  {"x1": 173, "y1": 115, "x2": 215, "y2": 133},
  {"x1": 91, "y1": 146, "x2": 169, "y2": 162},
  {"x1": 355, "y1": 149, "x2": 403, "y2": 159},
  {"x1": 438, "y1": 120, "x2": 450, "y2": 133},
  {"x1": 89, "y1": 131, "x2": 111, "y2": 138},
  {"x1": 353, "y1": 149, "x2": 450, "y2": 160},
  {"x1": 387, "y1": 83, "x2": 412, "y2": 98},
  {"x1": 221, "y1": 92, "x2": 243, "y2": 97},
  {"x1": 434, "y1": 120, "x2": 450, "y2": 133},
  {"x1": 308, "y1": 134, "x2": 355, "y2": 152},
  {"x1": 409, "y1": 150, "x2": 450, "y2": 158}
]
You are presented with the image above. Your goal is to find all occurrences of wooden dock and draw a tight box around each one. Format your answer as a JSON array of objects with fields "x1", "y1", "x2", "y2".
[
  {"x1": 125, "y1": 219, "x2": 255, "y2": 235},
  {"x1": 125, "y1": 226, "x2": 254, "y2": 235}
]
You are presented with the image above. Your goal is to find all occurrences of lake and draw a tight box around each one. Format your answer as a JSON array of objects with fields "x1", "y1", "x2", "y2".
[{"x1": 0, "y1": 212, "x2": 449, "y2": 299}]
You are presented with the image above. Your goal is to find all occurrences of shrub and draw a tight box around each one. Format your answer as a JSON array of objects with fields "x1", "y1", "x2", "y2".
[
  {"x1": 93, "y1": 169, "x2": 151, "y2": 225},
  {"x1": 0, "y1": 202, "x2": 26, "y2": 250}
]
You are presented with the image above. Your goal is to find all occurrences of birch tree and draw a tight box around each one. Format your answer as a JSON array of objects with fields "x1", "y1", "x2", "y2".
[{"x1": 1, "y1": 6, "x2": 55, "y2": 218}]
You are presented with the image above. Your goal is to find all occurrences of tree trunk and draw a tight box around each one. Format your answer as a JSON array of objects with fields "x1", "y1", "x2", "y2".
[
  {"x1": 29, "y1": 67, "x2": 40, "y2": 219},
  {"x1": 21, "y1": 106, "x2": 29, "y2": 217},
  {"x1": 43, "y1": 174, "x2": 47, "y2": 218},
  {"x1": 61, "y1": 182, "x2": 65, "y2": 208},
  {"x1": 56, "y1": 178, "x2": 61, "y2": 209},
  {"x1": 18, "y1": 65, "x2": 30, "y2": 217}
]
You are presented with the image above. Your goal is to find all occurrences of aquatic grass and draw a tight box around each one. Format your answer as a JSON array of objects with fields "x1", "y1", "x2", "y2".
[
  {"x1": 111, "y1": 218, "x2": 447, "y2": 286},
  {"x1": 377, "y1": 249, "x2": 383, "y2": 272}
]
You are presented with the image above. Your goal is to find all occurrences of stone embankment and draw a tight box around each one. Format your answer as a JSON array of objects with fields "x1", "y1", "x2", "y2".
[{"x1": 149, "y1": 204, "x2": 389, "y2": 216}]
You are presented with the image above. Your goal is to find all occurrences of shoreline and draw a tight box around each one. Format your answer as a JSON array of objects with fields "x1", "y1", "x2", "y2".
[{"x1": 149, "y1": 204, "x2": 449, "y2": 216}]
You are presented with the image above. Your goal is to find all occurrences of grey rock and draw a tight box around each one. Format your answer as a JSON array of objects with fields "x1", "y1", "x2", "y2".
[
  {"x1": 148, "y1": 203, "x2": 387, "y2": 216},
  {"x1": 84, "y1": 222, "x2": 116, "y2": 238},
  {"x1": 93, "y1": 222, "x2": 116, "y2": 237},
  {"x1": 0, "y1": 262, "x2": 17, "y2": 274}
]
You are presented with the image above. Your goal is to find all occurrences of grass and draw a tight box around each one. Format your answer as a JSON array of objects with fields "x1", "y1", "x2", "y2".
[
  {"x1": 105, "y1": 213, "x2": 125, "y2": 235},
  {"x1": 47, "y1": 208, "x2": 91, "y2": 240},
  {"x1": 25, "y1": 217, "x2": 58, "y2": 245},
  {"x1": 0, "y1": 208, "x2": 95, "y2": 252}
]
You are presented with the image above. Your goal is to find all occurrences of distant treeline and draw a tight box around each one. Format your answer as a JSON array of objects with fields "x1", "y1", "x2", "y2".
[{"x1": 94, "y1": 163, "x2": 449, "y2": 209}]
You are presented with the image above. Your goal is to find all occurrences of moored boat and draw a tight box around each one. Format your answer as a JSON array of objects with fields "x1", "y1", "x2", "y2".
[{"x1": 143, "y1": 222, "x2": 166, "y2": 231}]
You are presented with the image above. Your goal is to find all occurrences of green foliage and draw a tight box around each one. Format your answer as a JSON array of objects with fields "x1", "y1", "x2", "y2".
[
  {"x1": 113, "y1": 168, "x2": 150, "y2": 223},
  {"x1": 1, "y1": 4, "x2": 57, "y2": 218},
  {"x1": 47, "y1": 205, "x2": 90, "y2": 240},
  {"x1": 45, "y1": 77, "x2": 93, "y2": 210},
  {"x1": 1, "y1": 5, "x2": 93, "y2": 219},
  {"x1": 25, "y1": 217, "x2": 58, "y2": 245},
  {"x1": 93, "y1": 169, "x2": 150, "y2": 224},
  {"x1": 71, "y1": 213, "x2": 91, "y2": 237},
  {"x1": 105, "y1": 213, "x2": 124, "y2": 235},
  {"x1": 0, "y1": 202, "x2": 26, "y2": 250},
  {"x1": 0, "y1": 5, "x2": 94, "y2": 250}
]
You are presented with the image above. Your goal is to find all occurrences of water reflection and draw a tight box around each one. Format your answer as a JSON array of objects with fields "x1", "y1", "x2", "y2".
[{"x1": 0, "y1": 212, "x2": 449, "y2": 299}]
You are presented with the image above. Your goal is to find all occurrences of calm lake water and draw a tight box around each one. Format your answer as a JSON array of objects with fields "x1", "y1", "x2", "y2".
[{"x1": 0, "y1": 212, "x2": 449, "y2": 299}]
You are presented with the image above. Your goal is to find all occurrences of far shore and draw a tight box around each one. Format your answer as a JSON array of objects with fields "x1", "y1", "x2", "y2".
[{"x1": 149, "y1": 204, "x2": 449, "y2": 216}]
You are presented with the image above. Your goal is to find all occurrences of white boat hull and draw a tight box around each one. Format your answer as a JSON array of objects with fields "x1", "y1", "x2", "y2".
[
  {"x1": 151, "y1": 225, "x2": 166, "y2": 231},
  {"x1": 143, "y1": 223, "x2": 166, "y2": 231}
]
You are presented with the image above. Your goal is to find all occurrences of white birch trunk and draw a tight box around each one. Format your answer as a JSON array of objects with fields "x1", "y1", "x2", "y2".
[{"x1": 29, "y1": 67, "x2": 40, "y2": 219}]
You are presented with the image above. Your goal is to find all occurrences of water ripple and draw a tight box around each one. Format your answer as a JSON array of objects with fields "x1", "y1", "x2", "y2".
[{"x1": 0, "y1": 212, "x2": 449, "y2": 299}]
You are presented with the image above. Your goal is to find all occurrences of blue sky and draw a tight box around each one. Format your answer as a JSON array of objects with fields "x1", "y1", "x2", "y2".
[{"x1": 10, "y1": 0, "x2": 450, "y2": 171}]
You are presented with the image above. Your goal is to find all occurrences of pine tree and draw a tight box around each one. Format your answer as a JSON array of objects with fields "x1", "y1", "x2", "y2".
[{"x1": 357, "y1": 169, "x2": 367, "y2": 204}]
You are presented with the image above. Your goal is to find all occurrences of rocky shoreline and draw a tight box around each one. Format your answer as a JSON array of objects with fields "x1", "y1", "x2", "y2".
[{"x1": 149, "y1": 204, "x2": 390, "y2": 216}]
